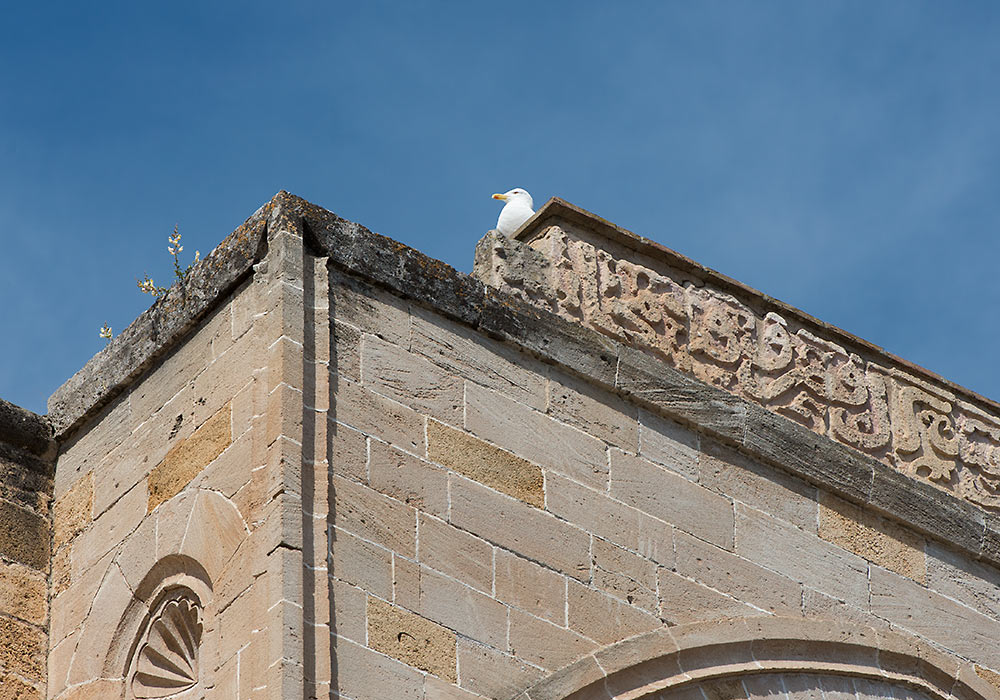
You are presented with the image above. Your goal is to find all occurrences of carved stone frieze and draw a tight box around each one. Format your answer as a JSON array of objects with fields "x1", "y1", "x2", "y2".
[
  {"x1": 887, "y1": 377, "x2": 960, "y2": 483},
  {"x1": 957, "y1": 408, "x2": 1000, "y2": 510},
  {"x1": 474, "y1": 222, "x2": 1000, "y2": 511},
  {"x1": 688, "y1": 288, "x2": 755, "y2": 393},
  {"x1": 828, "y1": 363, "x2": 891, "y2": 456}
]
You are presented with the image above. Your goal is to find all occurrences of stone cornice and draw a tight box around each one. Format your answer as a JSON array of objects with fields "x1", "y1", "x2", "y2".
[
  {"x1": 0, "y1": 397, "x2": 54, "y2": 460},
  {"x1": 519, "y1": 196, "x2": 1000, "y2": 418},
  {"x1": 477, "y1": 198, "x2": 1000, "y2": 528},
  {"x1": 45, "y1": 191, "x2": 1000, "y2": 570}
]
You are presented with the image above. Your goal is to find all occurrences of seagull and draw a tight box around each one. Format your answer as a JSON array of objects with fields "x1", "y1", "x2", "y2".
[{"x1": 492, "y1": 188, "x2": 535, "y2": 237}]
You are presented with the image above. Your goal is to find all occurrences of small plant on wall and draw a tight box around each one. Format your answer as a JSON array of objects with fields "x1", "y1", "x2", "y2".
[{"x1": 99, "y1": 225, "x2": 200, "y2": 341}]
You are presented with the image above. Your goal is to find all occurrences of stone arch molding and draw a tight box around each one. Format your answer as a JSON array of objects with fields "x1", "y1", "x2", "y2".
[
  {"x1": 64, "y1": 488, "x2": 248, "y2": 698},
  {"x1": 513, "y1": 618, "x2": 999, "y2": 700}
]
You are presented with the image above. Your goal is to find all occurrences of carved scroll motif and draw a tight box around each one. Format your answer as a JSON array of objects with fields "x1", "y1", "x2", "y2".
[
  {"x1": 593, "y1": 251, "x2": 690, "y2": 370},
  {"x1": 739, "y1": 318, "x2": 829, "y2": 433},
  {"x1": 689, "y1": 289, "x2": 755, "y2": 393},
  {"x1": 889, "y1": 380, "x2": 960, "y2": 483},
  {"x1": 479, "y1": 224, "x2": 1000, "y2": 513},
  {"x1": 537, "y1": 231, "x2": 692, "y2": 371},
  {"x1": 957, "y1": 412, "x2": 1000, "y2": 511},
  {"x1": 829, "y1": 363, "x2": 891, "y2": 455}
]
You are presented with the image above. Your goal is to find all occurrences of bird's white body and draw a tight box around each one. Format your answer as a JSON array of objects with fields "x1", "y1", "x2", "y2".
[{"x1": 492, "y1": 188, "x2": 534, "y2": 237}]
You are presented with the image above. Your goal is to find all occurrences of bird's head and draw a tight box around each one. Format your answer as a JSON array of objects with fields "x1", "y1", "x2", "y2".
[{"x1": 492, "y1": 188, "x2": 533, "y2": 209}]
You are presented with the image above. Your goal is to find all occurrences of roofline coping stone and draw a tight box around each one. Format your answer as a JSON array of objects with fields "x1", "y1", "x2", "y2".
[{"x1": 45, "y1": 191, "x2": 1000, "y2": 568}]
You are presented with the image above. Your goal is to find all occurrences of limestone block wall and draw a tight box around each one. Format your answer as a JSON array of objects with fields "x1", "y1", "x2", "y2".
[
  {"x1": 0, "y1": 399, "x2": 54, "y2": 699},
  {"x1": 23, "y1": 191, "x2": 1000, "y2": 700},
  {"x1": 44, "y1": 200, "x2": 321, "y2": 700},
  {"x1": 326, "y1": 265, "x2": 1000, "y2": 700}
]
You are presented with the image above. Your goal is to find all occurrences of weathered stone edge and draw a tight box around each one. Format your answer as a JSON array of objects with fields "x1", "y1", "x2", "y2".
[
  {"x1": 518, "y1": 197, "x2": 1000, "y2": 419},
  {"x1": 44, "y1": 191, "x2": 999, "y2": 567},
  {"x1": 0, "y1": 397, "x2": 54, "y2": 459},
  {"x1": 46, "y1": 195, "x2": 273, "y2": 437},
  {"x1": 292, "y1": 194, "x2": 999, "y2": 567}
]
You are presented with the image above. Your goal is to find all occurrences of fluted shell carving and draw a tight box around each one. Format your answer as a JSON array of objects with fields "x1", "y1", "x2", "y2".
[{"x1": 132, "y1": 596, "x2": 203, "y2": 698}]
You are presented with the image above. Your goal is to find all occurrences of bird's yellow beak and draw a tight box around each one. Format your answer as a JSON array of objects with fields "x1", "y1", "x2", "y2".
[{"x1": 492, "y1": 193, "x2": 507, "y2": 201}]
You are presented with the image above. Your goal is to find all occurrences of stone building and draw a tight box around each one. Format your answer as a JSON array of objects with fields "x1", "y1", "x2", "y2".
[{"x1": 2, "y1": 191, "x2": 1000, "y2": 700}]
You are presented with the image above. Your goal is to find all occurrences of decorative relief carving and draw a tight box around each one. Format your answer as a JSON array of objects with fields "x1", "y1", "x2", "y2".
[
  {"x1": 957, "y1": 410, "x2": 1000, "y2": 510},
  {"x1": 829, "y1": 364, "x2": 891, "y2": 455},
  {"x1": 130, "y1": 592, "x2": 203, "y2": 699},
  {"x1": 478, "y1": 224, "x2": 1000, "y2": 511},
  {"x1": 689, "y1": 289, "x2": 755, "y2": 392},
  {"x1": 888, "y1": 379, "x2": 960, "y2": 483}
]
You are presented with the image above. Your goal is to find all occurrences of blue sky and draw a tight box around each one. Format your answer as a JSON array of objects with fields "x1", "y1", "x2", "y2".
[{"x1": 2, "y1": 2, "x2": 999, "y2": 415}]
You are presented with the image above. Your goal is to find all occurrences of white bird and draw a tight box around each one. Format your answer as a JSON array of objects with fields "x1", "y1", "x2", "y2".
[{"x1": 492, "y1": 188, "x2": 535, "y2": 237}]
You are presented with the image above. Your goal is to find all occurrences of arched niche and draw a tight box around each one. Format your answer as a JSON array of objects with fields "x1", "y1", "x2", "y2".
[
  {"x1": 515, "y1": 618, "x2": 999, "y2": 700},
  {"x1": 59, "y1": 488, "x2": 249, "y2": 699}
]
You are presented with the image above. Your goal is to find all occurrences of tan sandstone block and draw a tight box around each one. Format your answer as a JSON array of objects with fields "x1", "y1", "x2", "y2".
[
  {"x1": 329, "y1": 268, "x2": 411, "y2": 346},
  {"x1": 49, "y1": 550, "x2": 113, "y2": 646},
  {"x1": 700, "y1": 439, "x2": 818, "y2": 531},
  {"x1": 548, "y1": 369, "x2": 639, "y2": 451},
  {"x1": 819, "y1": 492, "x2": 926, "y2": 583},
  {"x1": 266, "y1": 335, "x2": 304, "y2": 393},
  {"x1": 0, "y1": 500, "x2": 48, "y2": 571},
  {"x1": 264, "y1": 382, "x2": 304, "y2": 449},
  {"x1": 423, "y1": 675, "x2": 486, "y2": 700},
  {"x1": 46, "y1": 630, "x2": 76, "y2": 698},
  {"x1": 417, "y1": 566, "x2": 509, "y2": 650},
  {"x1": 192, "y1": 324, "x2": 262, "y2": 428},
  {"x1": 975, "y1": 665, "x2": 1000, "y2": 696},
  {"x1": 331, "y1": 320, "x2": 362, "y2": 382},
  {"x1": 363, "y1": 335, "x2": 463, "y2": 425},
  {"x1": 334, "y1": 635, "x2": 424, "y2": 700},
  {"x1": 566, "y1": 579, "x2": 660, "y2": 645},
  {"x1": 331, "y1": 527, "x2": 393, "y2": 600},
  {"x1": 674, "y1": 530, "x2": 801, "y2": 615},
  {"x1": 638, "y1": 409, "x2": 700, "y2": 481},
  {"x1": 450, "y1": 475, "x2": 589, "y2": 582},
  {"x1": 926, "y1": 541, "x2": 1000, "y2": 620},
  {"x1": 465, "y1": 382, "x2": 609, "y2": 490},
  {"x1": 657, "y1": 568, "x2": 764, "y2": 625},
  {"x1": 494, "y1": 550, "x2": 567, "y2": 624},
  {"x1": 367, "y1": 597, "x2": 457, "y2": 682},
  {"x1": 410, "y1": 305, "x2": 547, "y2": 412},
  {"x1": 507, "y1": 608, "x2": 597, "y2": 670},
  {"x1": 0, "y1": 673, "x2": 41, "y2": 699},
  {"x1": 871, "y1": 566, "x2": 1000, "y2": 669},
  {"x1": 330, "y1": 421, "x2": 368, "y2": 482},
  {"x1": 71, "y1": 481, "x2": 146, "y2": 577},
  {"x1": 57, "y1": 679, "x2": 122, "y2": 700},
  {"x1": 456, "y1": 638, "x2": 544, "y2": 699},
  {"x1": 55, "y1": 395, "x2": 130, "y2": 499},
  {"x1": 735, "y1": 503, "x2": 869, "y2": 608},
  {"x1": 591, "y1": 538, "x2": 659, "y2": 613},
  {"x1": 334, "y1": 378, "x2": 425, "y2": 455},
  {"x1": 546, "y1": 473, "x2": 674, "y2": 567},
  {"x1": 50, "y1": 546, "x2": 71, "y2": 597},
  {"x1": 610, "y1": 450, "x2": 734, "y2": 549},
  {"x1": 53, "y1": 472, "x2": 93, "y2": 551},
  {"x1": 331, "y1": 579, "x2": 367, "y2": 643},
  {"x1": 0, "y1": 563, "x2": 47, "y2": 625},
  {"x1": 369, "y1": 439, "x2": 449, "y2": 517},
  {"x1": 390, "y1": 554, "x2": 420, "y2": 612},
  {"x1": 0, "y1": 617, "x2": 45, "y2": 681},
  {"x1": 427, "y1": 420, "x2": 543, "y2": 508},
  {"x1": 417, "y1": 514, "x2": 493, "y2": 594},
  {"x1": 148, "y1": 403, "x2": 232, "y2": 512},
  {"x1": 333, "y1": 476, "x2": 416, "y2": 558}
]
